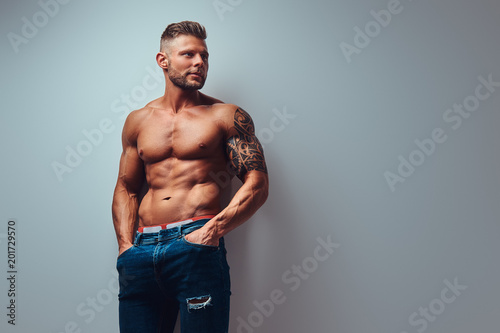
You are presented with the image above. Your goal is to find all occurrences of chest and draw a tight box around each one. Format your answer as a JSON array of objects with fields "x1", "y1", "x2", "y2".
[{"x1": 136, "y1": 111, "x2": 224, "y2": 163}]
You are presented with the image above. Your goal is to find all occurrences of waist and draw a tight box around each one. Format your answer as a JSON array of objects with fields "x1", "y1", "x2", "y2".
[
  {"x1": 138, "y1": 215, "x2": 216, "y2": 233},
  {"x1": 134, "y1": 216, "x2": 216, "y2": 246}
]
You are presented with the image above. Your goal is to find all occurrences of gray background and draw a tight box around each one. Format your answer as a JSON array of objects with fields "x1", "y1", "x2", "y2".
[{"x1": 1, "y1": 0, "x2": 499, "y2": 332}]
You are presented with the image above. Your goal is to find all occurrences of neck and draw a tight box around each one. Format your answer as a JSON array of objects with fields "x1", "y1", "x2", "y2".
[{"x1": 160, "y1": 79, "x2": 201, "y2": 113}]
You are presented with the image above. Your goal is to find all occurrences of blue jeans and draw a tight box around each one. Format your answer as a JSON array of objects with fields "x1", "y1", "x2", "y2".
[{"x1": 116, "y1": 218, "x2": 231, "y2": 333}]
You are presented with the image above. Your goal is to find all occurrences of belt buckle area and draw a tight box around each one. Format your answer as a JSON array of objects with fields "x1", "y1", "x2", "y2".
[
  {"x1": 142, "y1": 225, "x2": 162, "y2": 234},
  {"x1": 166, "y1": 219, "x2": 194, "y2": 229}
]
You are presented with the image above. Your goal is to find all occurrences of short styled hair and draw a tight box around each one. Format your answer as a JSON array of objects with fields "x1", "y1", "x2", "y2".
[{"x1": 160, "y1": 21, "x2": 207, "y2": 52}]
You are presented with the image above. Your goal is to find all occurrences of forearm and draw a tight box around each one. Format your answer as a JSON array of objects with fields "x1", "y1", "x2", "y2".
[
  {"x1": 112, "y1": 185, "x2": 139, "y2": 249},
  {"x1": 203, "y1": 172, "x2": 269, "y2": 239}
]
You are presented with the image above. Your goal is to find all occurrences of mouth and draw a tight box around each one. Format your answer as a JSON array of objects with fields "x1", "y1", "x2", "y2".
[{"x1": 188, "y1": 72, "x2": 203, "y2": 78}]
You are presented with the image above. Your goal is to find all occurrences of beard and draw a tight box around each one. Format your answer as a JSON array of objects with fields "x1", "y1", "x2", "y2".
[{"x1": 167, "y1": 66, "x2": 206, "y2": 91}]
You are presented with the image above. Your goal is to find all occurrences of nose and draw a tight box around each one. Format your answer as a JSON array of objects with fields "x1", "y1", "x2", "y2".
[{"x1": 193, "y1": 54, "x2": 206, "y2": 68}]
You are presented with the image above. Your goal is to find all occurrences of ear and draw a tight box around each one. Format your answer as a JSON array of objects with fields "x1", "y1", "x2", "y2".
[{"x1": 156, "y1": 52, "x2": 168, "y2": 69}]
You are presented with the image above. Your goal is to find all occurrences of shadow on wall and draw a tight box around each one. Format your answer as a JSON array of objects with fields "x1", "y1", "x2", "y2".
[{"x1": 224, "y1": 155, "x2": 305, "y2": 332}]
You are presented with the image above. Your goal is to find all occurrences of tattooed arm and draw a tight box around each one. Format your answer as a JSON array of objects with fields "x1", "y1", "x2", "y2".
[
  {"x1": 226, "y1": 107, "x2": 268, "y2": 178},
  {"x1": 184, "y1": 106, "x2": 269, "y2": 246}
]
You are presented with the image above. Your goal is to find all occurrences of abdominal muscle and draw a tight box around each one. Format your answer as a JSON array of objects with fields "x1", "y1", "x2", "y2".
[{"x1": 137, "y1": 157, "x2": 226, "y2": 227}]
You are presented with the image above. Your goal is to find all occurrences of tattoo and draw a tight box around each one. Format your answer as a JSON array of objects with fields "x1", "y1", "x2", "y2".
[{"x1": 226, "y1": 108, "x2": 268, "y2": 179}]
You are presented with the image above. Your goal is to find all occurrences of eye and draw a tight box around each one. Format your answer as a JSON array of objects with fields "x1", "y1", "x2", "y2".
[{"x1": 184, "y1": 52, "x2": 194, "y2": 57}]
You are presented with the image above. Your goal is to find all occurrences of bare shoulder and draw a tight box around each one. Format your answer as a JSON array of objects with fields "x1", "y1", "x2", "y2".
[
  {"x1": 122, "y1": 105, "x2": 153, "y2": 145},
  {"x1": 209, "y1": 102, "x2": 251, "y2": 122},
  {"x1": 207, "y1": 103, "x2": 258, "y2": 143},
  {"x1": 207, "y1": 103, "x2": 248, "y2": 133}
]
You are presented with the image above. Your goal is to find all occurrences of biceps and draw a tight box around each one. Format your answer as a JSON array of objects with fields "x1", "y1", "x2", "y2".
[
  {"x1": 117, "y1": 147, "x2": 145, "y2": 193},
  {"x1": 226, "y1": 134, "x2": 268, "y2": 180}
]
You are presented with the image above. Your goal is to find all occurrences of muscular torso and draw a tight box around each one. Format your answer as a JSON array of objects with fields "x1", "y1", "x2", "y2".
[{"x1": 133, "y1": 98, "x2": 234, "y2": 227}]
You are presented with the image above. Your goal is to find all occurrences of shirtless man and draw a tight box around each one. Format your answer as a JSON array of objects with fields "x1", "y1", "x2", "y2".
[{"x1": 111, "y1": 21, "x2": 269, "y2": 333}]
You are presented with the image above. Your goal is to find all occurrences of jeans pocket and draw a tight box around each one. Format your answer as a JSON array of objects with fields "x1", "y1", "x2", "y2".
[
  {"x1": 117, "y1": 245, "x2": 136, "y2": 260},
  {"x1": 181, "y1": 235, "x2": 219, "y2": 250}
]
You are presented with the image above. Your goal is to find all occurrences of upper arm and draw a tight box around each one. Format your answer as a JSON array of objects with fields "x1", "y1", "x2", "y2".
[
  {"x1": 225, "y1": 106, "x2": 268, "y2": 181},
  {"x1": 116, "y1": 112, "x2": 145, "y2": 194}
]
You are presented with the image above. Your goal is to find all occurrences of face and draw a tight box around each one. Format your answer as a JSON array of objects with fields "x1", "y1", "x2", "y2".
[{"x1": 164, "y1": 35, "x2": 209, "y2": 91}]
